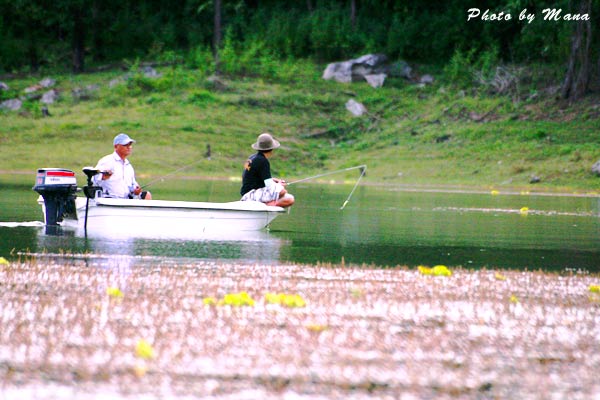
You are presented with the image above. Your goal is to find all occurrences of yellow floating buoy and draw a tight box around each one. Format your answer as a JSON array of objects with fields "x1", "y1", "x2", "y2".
[{"x1": 519, "y1": 207, "x2": 529, "y2": 216}]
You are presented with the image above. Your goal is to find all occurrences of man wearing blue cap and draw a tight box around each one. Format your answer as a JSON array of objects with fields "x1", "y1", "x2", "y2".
[{"x1": 93, "y1": 133, "x2": 152, "y2": 200}]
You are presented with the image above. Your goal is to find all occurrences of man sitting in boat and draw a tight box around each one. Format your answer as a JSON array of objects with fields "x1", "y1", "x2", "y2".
[
  {"x1": 93, "y1": 133, "x2": 152, "y2": 200},
  {"x1": 240, "y1": 133, "x2": 294, "y2": 208}
]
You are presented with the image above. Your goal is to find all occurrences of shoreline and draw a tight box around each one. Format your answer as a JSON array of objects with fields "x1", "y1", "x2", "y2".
[{"x1": 2, "y1": 171, "x2": 599, "y2": 198}]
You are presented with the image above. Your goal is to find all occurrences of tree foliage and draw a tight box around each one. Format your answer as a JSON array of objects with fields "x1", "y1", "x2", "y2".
[{"x1": 0, "y1": 0, "x2": 598, "y2": 98}]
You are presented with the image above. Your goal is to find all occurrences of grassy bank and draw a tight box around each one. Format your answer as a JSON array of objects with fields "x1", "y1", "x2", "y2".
[
  {"x1": 1, "y1": 259, "x2": 599, "y2": 399},
  {"x1": 1, "y1": 63, "x2": 599, "y2": 192}
]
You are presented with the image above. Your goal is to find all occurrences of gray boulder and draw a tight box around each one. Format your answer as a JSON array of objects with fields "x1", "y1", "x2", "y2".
[
  {"x1": 0, "y1": 98, "x2": 22, "y2": 111},
  {"x1": 388, "y1": 61, "x2": 412, "y2": 79},
  {"x1": 39, "y1": 77, "x2": 56, "y2": 88},
  {"x1": 41, "y1": 89, "x2": 59, "y2": 104},
  {"x1": 345, "y1": 99, "x2": 367, "y2": 116},
  {"x1": 72, "y1": 85, "x2": 99, "y2": 101},
  {"x1": 592, "y1": 160, "x2": 600, "y2": 176},
  {"x1": 420, "y1": 74, "x2": 435, "y2": 85},
  {"x1": 323, "y1": 54, "x2": 388, "y2": 85},
  {"x1": 0, "y1": 82, "x2": 9, "y2": 91},
  {"x1": 364, "y1": 74, "x2": 386, "y2": 88},
  {"x1": 142, "y1": 66, "x2": 162, "y2": 78}
]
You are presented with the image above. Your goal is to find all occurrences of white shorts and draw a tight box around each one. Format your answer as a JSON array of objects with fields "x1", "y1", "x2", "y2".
[{"x1": 240, "y1": 183, "x2": 283, "y2": 203}]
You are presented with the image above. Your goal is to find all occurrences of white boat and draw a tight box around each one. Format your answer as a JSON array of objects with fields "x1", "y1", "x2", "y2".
[{"x1": 34, "y1": 168, "x2": 286, "y2": 239}]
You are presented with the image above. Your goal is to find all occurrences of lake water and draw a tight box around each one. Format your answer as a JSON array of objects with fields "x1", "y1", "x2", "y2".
[{"x1": 1, "y1": 180, "x2": 599, "y2": 271}]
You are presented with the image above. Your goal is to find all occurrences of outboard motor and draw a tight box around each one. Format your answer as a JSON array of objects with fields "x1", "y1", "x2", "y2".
[{"x1": 33, "y1": 168, "x2": 78, "y2": 225}]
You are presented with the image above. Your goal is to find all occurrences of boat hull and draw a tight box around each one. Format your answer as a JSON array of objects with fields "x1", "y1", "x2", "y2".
[{"x1": 39, "y1": 196, "x2": 286, "y2": 239}]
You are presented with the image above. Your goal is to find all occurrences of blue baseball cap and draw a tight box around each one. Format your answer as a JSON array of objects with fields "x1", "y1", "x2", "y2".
[{"x1": 113, "y1": 133, "x2": 136, "y2": 146}]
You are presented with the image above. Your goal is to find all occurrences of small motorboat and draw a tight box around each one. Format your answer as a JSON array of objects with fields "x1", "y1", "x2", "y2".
[{"x1": 33, "y1": 168, "x2": 286, "y2": 238}]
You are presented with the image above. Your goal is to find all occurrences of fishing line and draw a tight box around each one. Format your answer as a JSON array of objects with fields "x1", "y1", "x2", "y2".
[
  {"x1": 141, "y1": 159, "x2": 206, "y2": 189},
  {"x1": 286, "y1": 165, "x2": 366, "y2": 185},
  {"x1": 287, "y1": 164, "x2": 367, "y2": 210}
]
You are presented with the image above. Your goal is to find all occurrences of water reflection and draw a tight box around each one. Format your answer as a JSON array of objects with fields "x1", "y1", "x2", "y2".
[{"x1": 29, "y1": 225, "x2": 286, "y2": 266}]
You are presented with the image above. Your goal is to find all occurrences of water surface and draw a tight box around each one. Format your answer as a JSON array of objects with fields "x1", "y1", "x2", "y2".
[{"x1": 1, "y1": 180, "x2": 598, "y2": 270}]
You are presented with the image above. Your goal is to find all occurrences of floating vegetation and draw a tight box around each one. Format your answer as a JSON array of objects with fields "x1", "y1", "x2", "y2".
[
  {"x1": 220, "y1": 291, "x2": 255, "y2": 307},
  {"x1": 433, "y1": 206, "x2": 596, "y2": 217},
  {"x1": 106, "y1": 286, "x2": 124, "y2": 298},
  {"x1": 0, "y1": 260, "x2": 599, "y2": 399},
  {"x1": 0, "y1": 257, "x2": 9, "y2": 265},
  {"x1": 494, "y1": 272, "x2": 507, "y2": 281},
  {"x1": 418, "y1": 264, "x2": 452, "y2": 277},
  {"x1": 135, "y1": 339, "x2": 155, "y2": 360},
  {"x1": 265, "y1": 292, "x2": 306, "y2": 308},
  {"x1": 306, "y1": 323, "x2": 328, "y2": 332}
]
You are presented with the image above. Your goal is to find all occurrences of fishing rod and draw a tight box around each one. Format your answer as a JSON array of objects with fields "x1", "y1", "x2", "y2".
[
  {"x1": 141, "y1": 159, "x2": 206, "y2": 189},
  {"x1": 287, "y1": 164, "x2": 367, "y2": 210}
]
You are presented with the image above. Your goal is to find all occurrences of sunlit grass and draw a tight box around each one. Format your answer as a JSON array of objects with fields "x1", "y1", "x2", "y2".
[{"x1": 1, "y1": 65, "x2": 599, "y2": 191}]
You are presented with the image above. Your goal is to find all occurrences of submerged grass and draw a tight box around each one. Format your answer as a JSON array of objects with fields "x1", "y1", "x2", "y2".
[
  {"x1": 1, "y1": 64, "x2": 599, "y2": 192},
  {"x1": 1, "y1": 259, "x2": 599, "y2": 399}
]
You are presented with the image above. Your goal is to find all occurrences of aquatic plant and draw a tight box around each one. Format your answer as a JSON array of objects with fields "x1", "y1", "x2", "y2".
[
  {"x1": 1, "y1": 260, "x2": 600, "y2": 399},
  {"x1": 106, "y1": 286, "x2": 124, "y2": 298},
  {"x1": 220, "y1": 291, "x2": 255, "y2": 307},
  {"x1": 418, "y1": 265, "x2": 452, "y2": 277},
  {"x1": 494, "y1": 272, "x2": 507, "y2": 281},
  {"x1": 203, "y1": 296, "x2": 218, "y2": 305},
  {"x1": 265, "y1": 292, "x2": 306, "y2": 308},
  {"x1": 306, "y1": 323, "x2": 328, "y2": 332},
  {"x1": 135, "y1": 339, "x2": 155, "y2": 360}
]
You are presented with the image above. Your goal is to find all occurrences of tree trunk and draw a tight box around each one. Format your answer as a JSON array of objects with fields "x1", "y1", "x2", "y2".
[
  {"x1": 213, "y1": 0, "x2": 222, "y2": 75},
  {"x1": 561, "y1": 0, "x2": 592, "y2": 101},
  {"x1": 306, "y1": 0, "x2": 313, "y2": 13},
  {"x1": 350, "y1": 0, "x2": 357, "y2": 30},
  {"x1": 91, "y1": 0, "x2": 104, "y2": 62},
  {"x1": 71, "y1": 5, "x2": 85, "y2": 73}
]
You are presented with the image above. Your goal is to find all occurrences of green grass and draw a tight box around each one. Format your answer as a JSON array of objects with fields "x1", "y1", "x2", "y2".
[{"x1": 1, "y1": 64, "x2": 599, "y2": 193}]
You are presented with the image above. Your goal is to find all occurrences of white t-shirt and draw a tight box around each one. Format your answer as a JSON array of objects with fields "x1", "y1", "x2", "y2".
[{"x1": 93, "y1": 152, "x2": 139, "y2": 198}]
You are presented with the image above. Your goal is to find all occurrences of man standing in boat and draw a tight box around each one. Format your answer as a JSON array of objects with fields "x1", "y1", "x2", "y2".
[
  {"x1": 93, "y1": 133, "x2": 152, "y2": 200},
  {"x1": 240, "y1": 133, "x2": 294, "y2": 208}
]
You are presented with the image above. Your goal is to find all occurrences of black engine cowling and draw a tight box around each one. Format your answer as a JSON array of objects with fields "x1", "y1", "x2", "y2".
[{"x1": 33, "y1": 168, "x2": 78, "y2": 225}]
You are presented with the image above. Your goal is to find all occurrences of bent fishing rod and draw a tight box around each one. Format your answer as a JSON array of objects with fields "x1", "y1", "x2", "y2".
[{"x1": 286, "y1": 164, "x2": 367, "y2": 210}]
